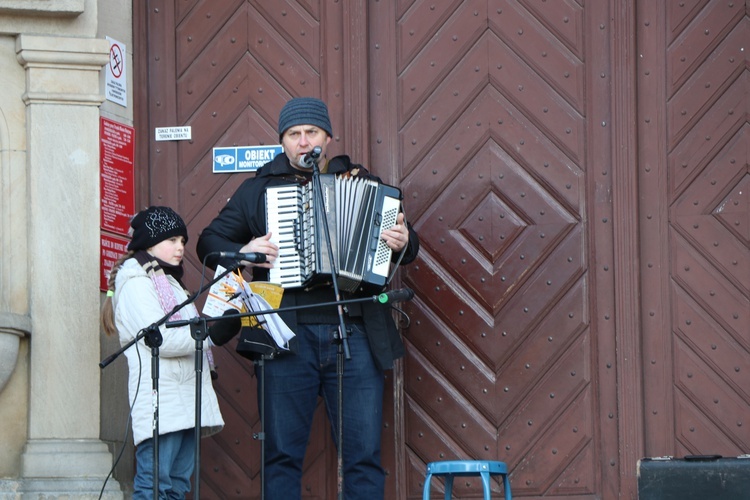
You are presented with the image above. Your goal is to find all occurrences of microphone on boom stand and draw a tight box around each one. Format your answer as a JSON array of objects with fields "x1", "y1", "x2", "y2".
[
  {"x1": 217, "y1": 251, "x2": 267, "y2": 263},
  {"x1": 376, "y1": 288, "x2": 415, "y2": 304},
  {"x1": 299, "y1": 146, "x2": 322, "y2": 169}
]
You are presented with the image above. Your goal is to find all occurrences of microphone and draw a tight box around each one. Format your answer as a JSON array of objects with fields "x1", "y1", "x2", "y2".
[
  {"x1": 299, "y1": 145, "x2": 322, "y2": 169},
  {"x1": 376, "y1": 288, "x2": 415, "y2": 304},
  {"x1": 208, "y1": 309, "x2": 243, "y2": 346},
  {"x1": 218, "y1": 251, "x2": 267, "y2": 263}
]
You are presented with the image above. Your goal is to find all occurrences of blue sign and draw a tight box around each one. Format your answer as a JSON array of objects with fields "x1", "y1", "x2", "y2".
[{"x1": 212, "y1": 145, "x2": 283, "y2": 173}]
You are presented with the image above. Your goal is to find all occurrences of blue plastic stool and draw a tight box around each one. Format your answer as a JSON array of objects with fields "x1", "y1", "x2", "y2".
[{"x1": 423, "y1": 460, "x2": 512, "y2": 500}]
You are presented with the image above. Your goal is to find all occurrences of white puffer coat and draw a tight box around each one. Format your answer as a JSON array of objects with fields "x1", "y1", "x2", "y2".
[{"x1": 114, "y1": 258, "x2": 224, "y2": 446}]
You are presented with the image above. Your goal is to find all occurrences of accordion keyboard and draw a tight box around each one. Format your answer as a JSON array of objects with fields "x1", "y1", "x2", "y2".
[{"x1": 266, "y1": 185, "x2": 307, "y2": 287}]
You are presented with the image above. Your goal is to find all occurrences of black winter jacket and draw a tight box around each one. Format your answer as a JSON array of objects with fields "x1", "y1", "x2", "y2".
[{"x1": 197, "y1": 152, "x2": 419, "y2": 370}]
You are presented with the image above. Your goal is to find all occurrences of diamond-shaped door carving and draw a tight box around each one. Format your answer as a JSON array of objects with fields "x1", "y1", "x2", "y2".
[
  {"x1": 459, "y1": 191, "x2": 527, "y2": 260},
  {"x1": 414, "y1": 139, "x2": 578, "y2": 311}
]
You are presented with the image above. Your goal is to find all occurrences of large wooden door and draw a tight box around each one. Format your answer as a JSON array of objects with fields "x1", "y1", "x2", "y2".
[
  {"x1": 135, "y1": 1, "x2": 369, "y2": 498},
  {"x1": 372, "y1": 1, "x2": 620, "y2": 498},
  {"x1": 134, "y1": 1, "x2": 749, "y2": 499}
]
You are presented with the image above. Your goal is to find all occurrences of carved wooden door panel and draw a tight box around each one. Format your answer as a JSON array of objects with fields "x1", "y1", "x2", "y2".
[
  {"x1": 369, "y1": 1, "x2": 621, "y2": 498},
  {"x1": 638, "y1": 0, "x2": 749, "y2": 459},
  {"x1": 137, "y1": 1, "x2": 368, "y2": 498}
]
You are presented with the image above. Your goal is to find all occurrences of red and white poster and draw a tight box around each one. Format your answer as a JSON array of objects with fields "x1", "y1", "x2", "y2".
[
  {"x1": 100, "y1": 116, "x2": 135, "y2": 236},
  {"x1": 100, "y1": 233, "x2": 130, "y2": 292}
]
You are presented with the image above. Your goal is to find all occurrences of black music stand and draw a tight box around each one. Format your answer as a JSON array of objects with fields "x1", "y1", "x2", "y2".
[{"x1": 235, "y1": 325, "x2": 279, "y2": 500}]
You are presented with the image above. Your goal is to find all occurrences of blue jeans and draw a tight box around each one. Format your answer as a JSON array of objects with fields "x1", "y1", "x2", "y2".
[
  {"x1": 133, "y1": 429, "x2": 196, "y2": 500},
  {"x1": 258, "y1": 323, "x2": 386, "y2": 499}
]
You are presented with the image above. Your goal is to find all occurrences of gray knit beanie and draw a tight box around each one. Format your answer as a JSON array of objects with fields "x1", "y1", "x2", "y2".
[{"x1": 277, "y1": 97, "x2": 333, "y2": 139}]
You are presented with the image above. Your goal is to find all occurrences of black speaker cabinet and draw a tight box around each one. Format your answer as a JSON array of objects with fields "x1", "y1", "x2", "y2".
[{"x1": 637, "y1": 455, "x2": 750, "y2": 500}]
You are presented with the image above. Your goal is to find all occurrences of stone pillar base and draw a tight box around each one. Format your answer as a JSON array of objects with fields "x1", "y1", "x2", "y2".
[
  {"x1": 20, "y1": 478, "x2": 122, "y2": 500},
  {"x1": 19, "y1": 439, "x2": 123, "y2": 499},
  {"x1": 0, "y1": 480, "x2": 21, "y2": 499}
]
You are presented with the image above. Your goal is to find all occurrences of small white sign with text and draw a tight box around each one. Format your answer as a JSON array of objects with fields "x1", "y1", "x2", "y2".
[{"x1": 154, "y1": 126, "x2": 192, "y2": 142}]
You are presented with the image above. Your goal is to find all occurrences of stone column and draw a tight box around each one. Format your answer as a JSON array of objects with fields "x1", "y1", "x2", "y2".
[{"x1": 15, "y1": 34, "x2": 122, "y2": 499}]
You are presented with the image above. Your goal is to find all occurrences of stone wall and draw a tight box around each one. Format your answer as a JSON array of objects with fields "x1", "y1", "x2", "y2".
[{"x1": 0, "y1": 0, "x2": 129, "y2": 497}]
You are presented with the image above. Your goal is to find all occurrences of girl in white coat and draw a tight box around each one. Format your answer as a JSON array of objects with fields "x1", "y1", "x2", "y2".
[{"x1": 101, "y1": 206, "x2": 224, "y2": 499}]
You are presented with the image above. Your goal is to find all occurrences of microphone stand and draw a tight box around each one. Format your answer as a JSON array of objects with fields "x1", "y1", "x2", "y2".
[
  {"x1": 310, "y1": 153, "x2": 350, "y2": 499},
  {"x1": 100, "y1": 258, "x2": 241, "y2": 500},
  {"x1": 141, "y1": 325, "x2": 162, "y2": 500},
  {"x1": 255, "y1": 351, "x2": 272, "y2": 500},
  {"x1": 187, "y1": 317, "x2": 209, "y2": 500},
  {"x1": 166, "y1": 305, "x2": 243, "y2": 500}
]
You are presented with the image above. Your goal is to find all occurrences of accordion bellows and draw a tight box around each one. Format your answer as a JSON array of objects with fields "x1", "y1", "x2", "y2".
[{"x1": 266, "y1": 173, "x2": 401, "y2": 292}]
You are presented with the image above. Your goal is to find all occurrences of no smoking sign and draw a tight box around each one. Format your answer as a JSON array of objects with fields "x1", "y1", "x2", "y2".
[
  {"x1": 105, "y1": 36, "x2": 127, "y2": 107},
  {"x1": 109, "y1": 43, "x2": 124, "y2": 79}
]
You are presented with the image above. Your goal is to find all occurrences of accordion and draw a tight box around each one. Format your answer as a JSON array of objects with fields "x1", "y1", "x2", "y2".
[{"x1": 266, "y1": 173, "x2": 402, "y2": 292}]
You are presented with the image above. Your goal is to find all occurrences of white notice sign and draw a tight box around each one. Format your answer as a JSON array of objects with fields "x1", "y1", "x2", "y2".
[
  {"x1": 154, "y1": 126, "x2": 192, "y2": 141},
  {"x1": 105, "y1": 36, "x2": 127, "y2": 107}
]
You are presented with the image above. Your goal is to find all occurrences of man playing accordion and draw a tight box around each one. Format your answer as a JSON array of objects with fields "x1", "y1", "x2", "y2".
[{"x1": 197, "y1": 97, "x2": 419, "y2": 500}]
